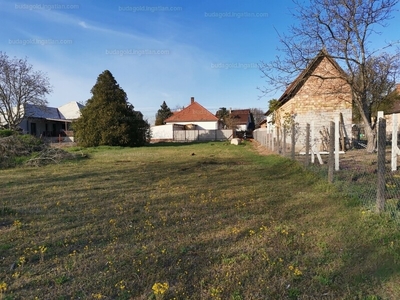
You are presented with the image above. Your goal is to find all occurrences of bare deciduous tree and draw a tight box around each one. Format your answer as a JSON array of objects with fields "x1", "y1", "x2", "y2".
[
  {"x1": 0, "y1": 52, "x2": 52, "y2": 130},
  {"x1": 259, "y1": 0, "x2": 400, "y2": 152}
]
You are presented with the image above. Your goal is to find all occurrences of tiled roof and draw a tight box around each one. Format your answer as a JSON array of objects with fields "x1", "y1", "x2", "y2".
[
  {"x1": 230, "y1": 109, "x2": 251, "y2": 125},
  {"x1": 277, "y1": 49, "x2": 347, "y2": 107},
  {"x1": 165, "y1": 99, "x2": 218, "y2": 123}
]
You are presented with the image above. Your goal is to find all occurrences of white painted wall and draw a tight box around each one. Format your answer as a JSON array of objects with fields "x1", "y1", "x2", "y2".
[
  {"x1": 58, "y1": 101, "x2": 83, "y2": 119},
  {"x1": 237, "y1": 124, "x2": 247, "y2": 131},
  {"x1": 150, "y1": 124, "x2": 174, "y2": 140}
]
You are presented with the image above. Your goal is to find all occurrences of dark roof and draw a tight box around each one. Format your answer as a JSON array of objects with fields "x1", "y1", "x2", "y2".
[
  {"x1": 230, "y1": 109, "x2": 251, "y2": 125},
  {"x1": 23, "y1": 102, "x2": 84, "y2": 121},
  {"x1": 165, "y1": 99, "x2": 218, "y2": 123},
  {"x1": 24, "y1": 103, "x2": 65, "y2": 120}
]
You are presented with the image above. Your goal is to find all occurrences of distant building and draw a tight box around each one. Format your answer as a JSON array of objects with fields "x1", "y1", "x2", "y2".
[{"x1": 164, "y1": 97, "x2": 219, "y2": 130}]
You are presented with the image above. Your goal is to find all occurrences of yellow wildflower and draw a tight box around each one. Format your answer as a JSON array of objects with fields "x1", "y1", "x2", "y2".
[
  {"x1": 294, "y1": 267, "x2": 302, "y2": 276},
  {"x1": 152, "y1": 282, "x2": 169, "y2": 295},
  {"x1": 0, "y1": 282, "x2": 7, "y2": 292}
]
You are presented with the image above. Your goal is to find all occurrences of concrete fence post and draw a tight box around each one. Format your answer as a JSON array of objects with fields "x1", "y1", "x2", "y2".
[
  {"x1": 277, "y1": 127, "x2": 280, "y2": 153},
  {"x1": 328, "y1": 121, "x2": 335, "y2": 183},
  {"x1": 305, "y1": 123, "x2": 310, "y2": 167},
  {"x1": 335, "y1": 116, "x2": 340, "y2": 171},
  {"x1": 291, "y1": 122, "x2": 295, "y2": 160},
  {"x1": 392, "y1": 113, "x2": 399, "y2": 171},
  {"x1": 283, "y1": 128, "x2": 287, "y2": 156}
]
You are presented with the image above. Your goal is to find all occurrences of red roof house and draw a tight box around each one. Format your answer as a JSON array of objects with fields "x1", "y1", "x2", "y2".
[
  {"x1": 229, "y1": 109, "x2": 255, "y2": 131},
  {"x1": 165, "y1": 97, "x2": 219, "y2": 130}
]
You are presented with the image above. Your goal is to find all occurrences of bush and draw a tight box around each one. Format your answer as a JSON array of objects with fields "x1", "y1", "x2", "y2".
[
  {"x1": 0, "y1": 135, "x2": 45, "y2": 168},
  {"x1": 0, "y1": 129, "x2": 14, "y2": 137}
]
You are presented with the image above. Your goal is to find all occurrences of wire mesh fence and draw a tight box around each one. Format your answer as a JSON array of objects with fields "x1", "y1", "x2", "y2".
[{"x1": 253, "y1": 118, "x2": 400, "y2": 224}]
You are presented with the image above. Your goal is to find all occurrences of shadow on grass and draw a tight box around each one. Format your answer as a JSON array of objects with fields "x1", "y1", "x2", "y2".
[
  {"x1": 2, "y1": 143, "x2": 400, "y2": 299},
  {"x1": 146, "y1": 140, "x2": 230, "y2": 147}
]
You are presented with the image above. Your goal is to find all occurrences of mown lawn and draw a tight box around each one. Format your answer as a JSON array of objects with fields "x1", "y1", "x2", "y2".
[{"x1": 1, "y1": 141, "x2": 400, "y2": 300}]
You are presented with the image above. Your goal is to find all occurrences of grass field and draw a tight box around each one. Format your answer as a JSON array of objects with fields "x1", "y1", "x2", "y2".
[{"x1": 1, "y1": 140, "x2": 400, "y2": 300}]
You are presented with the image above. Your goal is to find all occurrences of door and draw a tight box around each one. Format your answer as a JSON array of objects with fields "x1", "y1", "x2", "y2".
[{"x1": 30, "y1": 123, "x2": 37, "y2": 136}]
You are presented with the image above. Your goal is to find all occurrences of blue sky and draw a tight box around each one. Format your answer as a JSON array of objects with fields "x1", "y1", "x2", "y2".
[{"x1": 1, "y1": 0, "x2": 399, "y2": 124}]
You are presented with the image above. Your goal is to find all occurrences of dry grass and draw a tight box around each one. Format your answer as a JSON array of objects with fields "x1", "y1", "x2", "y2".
[{"x1": 1, "y1": 141, "x2": 400, "y2": 300}]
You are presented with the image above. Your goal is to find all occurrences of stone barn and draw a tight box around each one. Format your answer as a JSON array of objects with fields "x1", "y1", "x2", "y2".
[{"x1": 268, "y1": 49, "x2": 353, "y2": 151}]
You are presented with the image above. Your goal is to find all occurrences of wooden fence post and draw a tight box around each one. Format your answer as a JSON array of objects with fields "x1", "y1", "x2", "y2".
[
  {"x1": 291, "y1": 122, "x2": 295, "y2": 160},
  {"x1": 328, "y1": 121, "x2": 335, "y2": 183},
  {"x1": 305, "y1": 123, "x2": 310, "y2": 167},
  {"x1": 377, "y1": 118, "x2": 386, "y2": 212}
]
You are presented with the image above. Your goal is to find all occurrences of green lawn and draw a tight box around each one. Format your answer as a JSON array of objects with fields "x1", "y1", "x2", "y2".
[{"x1": 1, "y1": 141, "x2": 399, "y2": 299}]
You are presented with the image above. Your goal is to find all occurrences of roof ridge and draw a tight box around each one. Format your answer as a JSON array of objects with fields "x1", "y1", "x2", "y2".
[
  {"x1": 165, "y1": 99, "x2": 218, "y2": 122},
  {"x1": 277, "y1": 49, "x2": 347, "y2": 105}
]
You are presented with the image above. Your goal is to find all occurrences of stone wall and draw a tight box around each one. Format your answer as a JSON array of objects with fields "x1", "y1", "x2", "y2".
[{"x1": 275, "y1": 57, "x2": 353, "y2": 150}]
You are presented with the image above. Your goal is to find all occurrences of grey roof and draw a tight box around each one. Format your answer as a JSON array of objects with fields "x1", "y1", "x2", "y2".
[
  {"x1": 24, "y1": 103, "x2": 65, "y2": 120},
  {"x1": 23, "y1": 101, "x2": 83, "y2": 121}
]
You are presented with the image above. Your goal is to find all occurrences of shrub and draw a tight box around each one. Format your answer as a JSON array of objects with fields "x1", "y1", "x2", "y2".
[{"x1": 0, "y1": 129, "x2": 14, "y2": 137}]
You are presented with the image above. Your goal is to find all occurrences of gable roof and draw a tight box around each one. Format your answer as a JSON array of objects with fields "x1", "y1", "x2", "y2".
[
  {"x1": 165, "y1": 98, "x2": 218, "y2": 123},
  {"x1": 58, "y1": 101, "x2": 84, "y2": 120},
  {"x1": 277, "y1": 49, "x2": 347, "y2": 108},
  {"x1": 230, "y1": 109, "x2": 251, "y2": 125},
  {"x1": 23, "y1": 101, "x2": 83, "y2": 121},
  {"x1": 24, "y1": 103, "x2": 64, "y2": 120}
]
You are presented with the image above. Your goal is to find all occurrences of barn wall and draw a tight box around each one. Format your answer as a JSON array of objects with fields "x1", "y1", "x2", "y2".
[{"x1": 275, "y1": 57, "x2": 353, "y2": 150}]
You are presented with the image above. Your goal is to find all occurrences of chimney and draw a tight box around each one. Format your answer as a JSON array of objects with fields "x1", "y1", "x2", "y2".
[{"x1": 191, "y1": 97, "x2": 195, "y2": 104}]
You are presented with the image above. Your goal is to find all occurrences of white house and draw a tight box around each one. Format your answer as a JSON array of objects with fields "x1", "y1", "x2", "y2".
[
  {"x1": 151, "y1": 97, "x2": 225, "y2": 142},
  {"x1": 1, "y1": 101, "x2": 83, "y2": 141}
]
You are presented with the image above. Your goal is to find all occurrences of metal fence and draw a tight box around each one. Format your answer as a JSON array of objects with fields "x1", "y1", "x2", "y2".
[
  {"x1": 173, "y1": 129, "x2": 233, "y2": 142},
  {"x1": 253, "y1": 116, "x2": 400, "y2": 224}
]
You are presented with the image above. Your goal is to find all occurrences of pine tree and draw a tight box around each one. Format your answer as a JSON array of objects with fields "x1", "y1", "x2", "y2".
[
  {"x1": 73, "y1": 70, "x2": 149, "y2": 147},
  {"x1": 155, "y1": 101, "x2": 173, "y2": 125}
]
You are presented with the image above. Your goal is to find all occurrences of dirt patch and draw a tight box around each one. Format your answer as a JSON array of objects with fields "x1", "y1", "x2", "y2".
[
  {"x1": 248, "y1": 139, "x2": 278, "y2": 156},
  {"x1": 50, "y1": 142, "x2": 78, "y2": 149}
]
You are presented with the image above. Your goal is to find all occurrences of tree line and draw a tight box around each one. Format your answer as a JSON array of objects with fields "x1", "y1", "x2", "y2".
[{"x1": 0, "y1": 53, "x2": 149, "y2": 147}]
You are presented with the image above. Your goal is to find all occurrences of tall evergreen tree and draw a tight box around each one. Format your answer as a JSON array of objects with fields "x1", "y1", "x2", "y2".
[
  {"x1": 215, "y1": 107, "x2": 230, "y2": 128},
  {"x1": 155, "y1": 101, "x2": 173, "y2": 125},
  {"x1": 73, "y1": 70, "x2": 149, "y2": 147}
]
